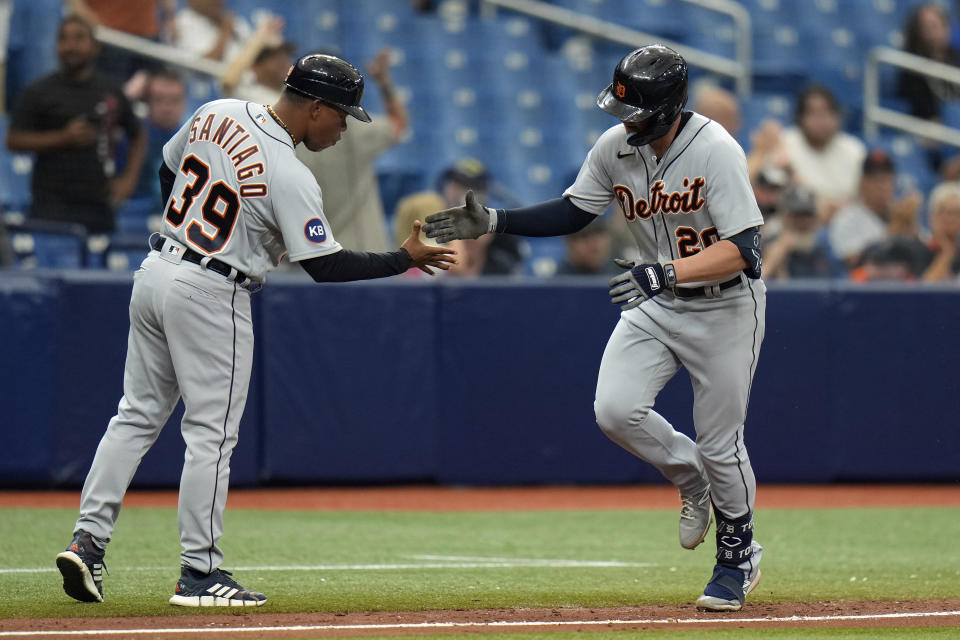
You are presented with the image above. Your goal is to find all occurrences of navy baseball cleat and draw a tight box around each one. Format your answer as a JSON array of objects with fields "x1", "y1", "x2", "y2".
[
  {"x1": 169, "y1": 566, "x2": 267, "y2": 607},
  {"x1": 696, "y1": 542, "x2": 763, "y2": 611},
  {"x1": 56, "y1": 530, "x2": 106, "y2": 603}
]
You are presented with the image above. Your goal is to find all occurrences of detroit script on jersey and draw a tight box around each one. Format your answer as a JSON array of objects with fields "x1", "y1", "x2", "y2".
[{"x1": 564, "y1": 111, "x2": 763, "y2": 278}]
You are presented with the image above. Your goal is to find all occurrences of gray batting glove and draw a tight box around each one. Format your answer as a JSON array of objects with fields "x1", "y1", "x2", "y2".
[
  {"x1": 422, "y1": 190, "x2": 493, "y2": 243},
  {"x1": 609, "y1": 258, "x2": 669, "y2": 310}
]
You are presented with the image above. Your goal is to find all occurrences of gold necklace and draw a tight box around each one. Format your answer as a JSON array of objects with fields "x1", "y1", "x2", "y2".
[{"x1": 265, "y1": 104, "x2": 298, "y2": 146}]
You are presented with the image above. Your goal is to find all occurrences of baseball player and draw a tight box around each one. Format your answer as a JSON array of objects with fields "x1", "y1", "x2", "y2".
[
  {"x1": 55, "y1": 54, "x2": 455, "y2": 607},
  {"x1": 424, "y1": 45, "x2": 765, "y2": 612}
]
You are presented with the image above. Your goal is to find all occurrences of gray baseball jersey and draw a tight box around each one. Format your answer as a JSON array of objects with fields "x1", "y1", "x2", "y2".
[
  {"x1": 72, "y1": 99, "x2": 343, "y2": 575},
  {"x1": 573, "y1": 113, "x2": 766, "y2": 567},
  {"x1": 161, "y1": 99, "x2": 342, "y2": 281},
  {"x1": 565, "y1": 112, "x2": 763, "y2": 285}
]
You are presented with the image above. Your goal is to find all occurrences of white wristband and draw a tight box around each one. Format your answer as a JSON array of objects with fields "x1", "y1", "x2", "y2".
[{"x1": 486, "y1": 207, "x2": 498, "y2": 234}]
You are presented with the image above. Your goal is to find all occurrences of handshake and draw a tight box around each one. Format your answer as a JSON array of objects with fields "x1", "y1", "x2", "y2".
[{"x1": 422, "y1": 190, "x2": 675, "y2": 309}]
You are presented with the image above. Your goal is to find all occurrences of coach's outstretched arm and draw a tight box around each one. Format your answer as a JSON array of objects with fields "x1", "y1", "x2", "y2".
[{"x1": 300, "y1": 221, "x2": 456, "y2": 282}]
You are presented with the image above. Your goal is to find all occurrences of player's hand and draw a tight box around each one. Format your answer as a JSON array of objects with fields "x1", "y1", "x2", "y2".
[
  {"x1": 62, "y1": 116, "x2": 97, "y2": 148},
  {"x1": 422, "y1": 190, "x2": 491, "y2": 243},
  {"x1": 608, "y1": 259, "x2": 669, "y2": 310},
  {"x1": 401, "y1": 220, "x2": 458, "y2": 275}
]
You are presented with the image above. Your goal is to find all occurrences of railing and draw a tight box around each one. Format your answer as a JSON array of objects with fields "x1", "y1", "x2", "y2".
[
  {"x1": 863, "y1": 46, "x2": 960, "y2": 147},
  {"x1": 95, "y1": 26, "x2": 225, "y2": 77},
  {"x1": 479, "y1": 0, "x2": 751, "y2": 95}
]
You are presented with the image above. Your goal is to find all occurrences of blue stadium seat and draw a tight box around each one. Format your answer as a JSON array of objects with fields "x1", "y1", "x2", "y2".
[
  {"x1": 523, "y1": 236, "x2": 568, "y2": 277},
  {"x1": 7, "y1": 221, "x2": 87, "y2": 269},
  {"x1": 0, "y1": 116, "x2": 34, "y2": 213},
  {"x1": 607, "y1": 0, "x2": 685, "y2": 40}
]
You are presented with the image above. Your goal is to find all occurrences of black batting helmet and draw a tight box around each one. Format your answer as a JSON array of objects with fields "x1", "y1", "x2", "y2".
[
  {"x1": 597, "y1": 44, "x2": 688, "y2": 146},
  {"x1": 285, "y1": 54, "x2": 372, "y2": 123}
]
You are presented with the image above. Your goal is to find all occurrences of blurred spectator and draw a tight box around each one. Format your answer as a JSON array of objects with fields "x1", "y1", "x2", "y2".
[
  {"x1": 692, "y1": 83, "x2": 741, "y2": 138},
  {"x1": 437, "y1": 158, "x2": 525, "y2": 275},
  {"x1": 393, "y1": 158, "x2": 525, "y2": 276},
  {"x1": 761, "y1": 186, "x2": 836, "y2": 279},
  {"x1": 130, "y1": 68, "x2": 186, "y2": 204},
  {"x1": 829, "y1": 149, "x2": 924, "y2": 269},
  {"x1": 0, "y1": 215, "x2": 13, "y2": 267},
  {"x1": 219, "y1": 15, "x2": 288, "y2": 103},
  {"x1": 296, "y1": 48, "x2": 408, "y2": 252},
  {"x1": 752, "y1": 163, "x2": 791, "y2": 224},
  {"x1": 555, "y1": 220, "x2": 619, "y2": 276},
  {"x1": 0, "y1": 0, "x2": 10, "y2": 111},
  {"x1": 64, "y1": 0, "x2": 175, "y2": 82},
  {"x1": 898, "y1": 4, "x2": 960, "y2": 122},
  {"x1": 781, "y1": 85, "x2": 866, "y2": 214},
  {"x1": 850, "y1": 238, "x2": 926, "y2": 282},
  {"x1": 923, "y1": 181, "x2": 960, "y2": 281},
  {"x1": 6, "y1": 16, "x2": 145, "y2": 234},
  {"x1": 174, "y1": 0, "x2": 254, "y2": 63}
]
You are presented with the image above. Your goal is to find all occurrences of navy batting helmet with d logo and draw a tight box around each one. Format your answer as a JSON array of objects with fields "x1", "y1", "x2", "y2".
[{"x1": 597, "y1": 45, "x2": 688, "y2": 146}]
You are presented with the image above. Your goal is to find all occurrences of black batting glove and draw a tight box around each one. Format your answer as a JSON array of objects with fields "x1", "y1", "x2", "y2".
[{"x1": 608, "y1": 259, "x2": 671, "y2": 310}]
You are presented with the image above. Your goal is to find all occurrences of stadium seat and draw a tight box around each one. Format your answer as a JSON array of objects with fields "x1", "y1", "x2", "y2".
[
  {"x1": 523, "y1": 236, "x2": 568, "y2": 277},
  {"x1": 0, "y1": 115, "x2": 34, "y2": 214},
  {"x1": 7, "y1": 220, "x2": 87, "y2": 269}
]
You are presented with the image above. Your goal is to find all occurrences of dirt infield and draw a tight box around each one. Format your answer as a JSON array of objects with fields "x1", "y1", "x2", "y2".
[
  {"x1": 3, "y1": 485, "x2": 959, "y2": 637},
  {"x1": 3, "y1": 601, "x2": 960, "y2": 637},
  {"x1": 3, "y1": 484, "x2": 960, "y2": 511}
]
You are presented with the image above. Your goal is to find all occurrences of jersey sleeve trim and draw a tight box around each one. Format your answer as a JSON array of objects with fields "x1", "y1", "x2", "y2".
[{"x1": 287, "y1": 243, "x2": 343, "y2": 262}]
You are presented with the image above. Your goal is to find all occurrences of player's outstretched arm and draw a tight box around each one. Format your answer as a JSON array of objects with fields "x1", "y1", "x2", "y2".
[
  {"x1": 423, "y1": 190, "x2": 597, "y2": 242},
  {"x1": 299, "y1": 221, "x2": 456, "y2": 282}
]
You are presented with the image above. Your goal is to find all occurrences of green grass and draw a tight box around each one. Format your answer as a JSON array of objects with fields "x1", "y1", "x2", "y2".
[
  {"x1": 0, "y1": 507, "x2": 958, "y2": 620},
  {"x1": 302, "y1": 631, "x2": 960, "y2": 640}
]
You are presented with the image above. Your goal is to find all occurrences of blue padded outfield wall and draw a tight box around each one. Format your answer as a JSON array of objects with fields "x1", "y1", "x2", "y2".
[{"x1": 2, "y1": 272, "x2": 958, "y2": 487}]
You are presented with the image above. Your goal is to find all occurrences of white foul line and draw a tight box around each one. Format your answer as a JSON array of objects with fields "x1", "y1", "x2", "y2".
[
  {"x1": 1, "y1": 610, "x2": 959, "y2": 637},
  {"x1": 0, "y1": 556, "x2": 653, "y2": 575}
]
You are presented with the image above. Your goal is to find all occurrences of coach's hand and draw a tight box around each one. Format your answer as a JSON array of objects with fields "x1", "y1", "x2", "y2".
[
  {"x1": 608, "y1": 259, "x2": 670, "y2": 310},
  {"x1": 423, "y1": 190, "x2": 492, "y2": 243},
  {"x1": 401, "y1": 220, "x2": 458, "y2": 275}
]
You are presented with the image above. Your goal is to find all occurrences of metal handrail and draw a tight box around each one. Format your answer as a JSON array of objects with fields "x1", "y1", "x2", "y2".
[
  {"x1": 479, "y1": 0, "x2": 751, "y2": 95},
  {"x1": 95, "y1": 26, "x2": 226, "y2": 77},
  {"x1": 863, "y1": 46, "x2": 960, "y2": 147}
]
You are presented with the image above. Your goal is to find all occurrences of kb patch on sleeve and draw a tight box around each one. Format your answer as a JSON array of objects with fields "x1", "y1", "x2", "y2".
[{"x1": 304, "y1": 218, "x2": 327, "y2": 243}]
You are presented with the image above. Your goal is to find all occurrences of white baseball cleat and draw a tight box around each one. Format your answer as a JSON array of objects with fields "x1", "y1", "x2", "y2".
[{"x1": 678, "y1": 485, "x2": 712, "y2": 550}]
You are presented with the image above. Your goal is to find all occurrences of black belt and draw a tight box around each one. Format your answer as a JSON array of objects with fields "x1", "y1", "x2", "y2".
[
  {"x1": 150, "y1": 235, "x2": 252, "y2": 285},
  {"x1": 672, "y1": 276, "x2": 742, "y2": 299}
]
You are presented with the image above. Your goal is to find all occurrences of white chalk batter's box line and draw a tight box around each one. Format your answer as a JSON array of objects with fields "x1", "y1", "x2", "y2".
[
  {"x1": 1, "y1": 611, "x2": 959, "y2": 637},
  {"x1": 0, "y1": 554, "x2": 656, "y2": 574}
]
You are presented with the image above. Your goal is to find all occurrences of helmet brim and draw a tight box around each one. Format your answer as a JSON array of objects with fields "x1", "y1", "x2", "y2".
[
  {"x1": 597, "y1": 85, "x2": 655, "y2": 123},
  {"x1": 339, "y1": 103, "x2": 372, "y2": 123}
]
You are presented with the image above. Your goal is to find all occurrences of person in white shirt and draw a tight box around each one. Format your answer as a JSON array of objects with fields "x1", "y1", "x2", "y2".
[
  {"x1": 781, "y1": 85, "x2": 866, "y2": 213},
  {"x1": 174, "y1": 0, "x2": 253, "y2": 63}
]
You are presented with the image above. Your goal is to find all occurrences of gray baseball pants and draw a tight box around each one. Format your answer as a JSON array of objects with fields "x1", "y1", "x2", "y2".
[
  {"x1": 74, "y1": 250, "x2": 254, "y2": 573},
  {"x1": 594, "y1": 277, "x2": 766, "y2": 519}
]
